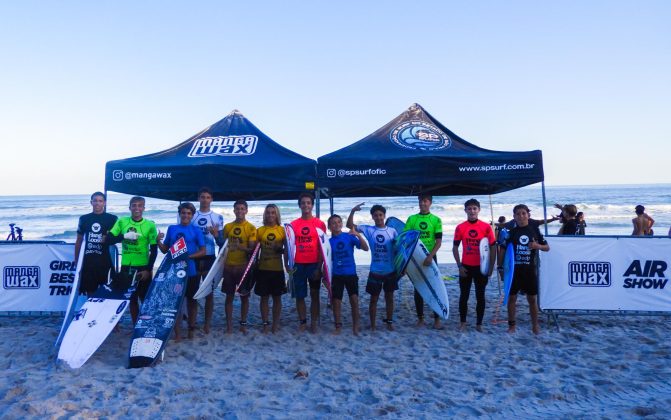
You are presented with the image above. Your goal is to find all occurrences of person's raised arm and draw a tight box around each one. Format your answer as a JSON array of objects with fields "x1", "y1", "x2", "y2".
[{"x1": 346, "y1": 202, "x2": 365, "y2": 231}]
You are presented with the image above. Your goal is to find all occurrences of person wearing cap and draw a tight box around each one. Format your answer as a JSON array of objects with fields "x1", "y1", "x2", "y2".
[{"x1": 632, "y1": 205, "x2": 655, "y2": 236}]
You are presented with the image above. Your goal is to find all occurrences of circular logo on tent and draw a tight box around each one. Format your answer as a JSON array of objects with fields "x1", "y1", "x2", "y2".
[
  {"x1": 389, "y1": 120, "x2": 451, "y2": 151},
  {"x1": 519, "y1": 235, "x2": 529, "y2": 245}
]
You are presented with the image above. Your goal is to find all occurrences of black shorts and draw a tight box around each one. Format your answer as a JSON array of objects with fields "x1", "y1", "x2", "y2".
[
  {"x1": 365, "y1": 272, "x2": 398, "y2": 296},
  {"x1": 79, "y1": 262, "x2": 111, "y2": 295},
  {"x1": 196, "y1": 255, "x2": 216, "y2": 277},
  {"x1": 510, "y1": 266, "x2": 538, "y2": 296},
  {"x1": 222, "y1": 265, "x2": 255, "y2": 295},
  {"x1": 185, "y1": 275, "x2": 200, "y2": 299},
  {"x1": 116, "y1": 266, "x2": 151, "y2": 301},
  {"x1": 332, "y1": 274, "x2": 359, "y2": 300},
  {"x1": 254, "y1": 269, "x2": 286, "y2": 297}
]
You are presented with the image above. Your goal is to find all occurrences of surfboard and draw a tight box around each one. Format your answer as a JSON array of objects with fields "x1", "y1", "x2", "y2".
[
  {"x1": 55, "y1": 235, "x2": 87, "y2": 349},
  {"x1": 57, "y1": 280, "x2": 135, "y2": 368},
  {"x1": 479, "y1": 239, "x2": 490, "y2": 276},
  {"x1": 284, "y1": 223, "x2": 296, "y2": 296},
  {"x1": 193, "y1": 239, "x2": 228, "y2": 300},
  {"x1": 386, "y1": 217, "x2": 449, "y2": 319},
  {"x1": 128, "y1": 237, "x2": 190, "y2": 368},
  {"x1": 235, "y1": 242, "x2": 261, "y2": 294},
  {"x1": 391, "y1": 229, "x2": 420, "y2": 279},
  {"x1": 503, "y1": 242, "x2": 515, "y2": 305},
  {"x1": 316, "y1": 227, "x2": 332, "y2": 300}
]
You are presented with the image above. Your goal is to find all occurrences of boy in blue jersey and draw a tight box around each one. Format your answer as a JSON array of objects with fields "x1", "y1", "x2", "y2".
[
  {"x1": 191, "y1": 187, "x2": 225, "y2": 334},
  {"x1": 347, "y1": 203, "x2": 398, "y2": 331},
  {"x1": 157, "y1": 202, "x2": 206, "y2": 340},
  {"x1": 328, "y1": 214, "x2": 369, "y2": 336}
]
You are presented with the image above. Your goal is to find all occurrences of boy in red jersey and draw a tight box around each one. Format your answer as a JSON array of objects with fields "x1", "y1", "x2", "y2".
[
  {"x1": 287, "y1": 192, "x2": 326, "y2": 333},
  {"x1": 452, "y1": 198, "x2": 496, "y2": 332}
]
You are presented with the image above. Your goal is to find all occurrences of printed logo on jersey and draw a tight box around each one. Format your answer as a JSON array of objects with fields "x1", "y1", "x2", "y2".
[
  {"x1": 568, "y1": 262, "x2": 611, "y2": 287},
  {"x1": 337, "y1": 242, "x2": 345, "y2": 250},
  {"x1": 3, "y1": 266, "x2": 40, "y2": 289},
  {"x1": 233, "y1": 227, "x2": 242, "y2": 236},
  {"x1": 622, "y1": 260, "x2": 668, "y2": 290},
  {"x1": 389, "y1": 120, "x2": 451, "y2": 151},
  {"x1": 468, "y1": 229, "x2": 477, "y2": 238},
  {"x1": 419, "y1": 221, "x2": 428, "y2": 231},
  {"x1": 92, "y1": 223, "x2": 101, "y2": 233},
  {"x1": 198, "y1": 218, "x2": 207, "y2": 226},
  {"x1": 376, "y1": 234, "x2": 385, "y2": 244},
  {"x1": 188, "y1": 135, "x2": 259, "y2": 157},
  {"x1": 301, "y1": 227, "x2": 310, "y2": 236},
  {"x1": 267, "y1": 233, "x2": 276, "y2": 242},
  {"x1": 170, "y1": 237, "x2": 188, "y2": 258},
  {"x1": 519, "y1": 235, "x2": 529, "y2": 245}
]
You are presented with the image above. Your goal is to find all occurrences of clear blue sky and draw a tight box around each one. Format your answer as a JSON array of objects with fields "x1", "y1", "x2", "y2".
[{"x1": 1, "y1": 1, "x2": 669, "y2": 195}]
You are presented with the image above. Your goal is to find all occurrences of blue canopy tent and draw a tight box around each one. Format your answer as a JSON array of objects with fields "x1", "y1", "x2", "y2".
[
  {"x1": 317, "y1": 103, "x2": 547, "y2": 221},
  {"x1": 105, "y1": 110, "x2": 317, "y2": 202}
]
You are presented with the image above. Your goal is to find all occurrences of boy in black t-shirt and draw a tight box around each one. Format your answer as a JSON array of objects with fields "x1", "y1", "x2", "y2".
[
  {"x1": 75, "y1": 192, "x2": 118, "y2": 295},
  {"x1": 501, "y1": 204, "x2": 550, "y2": 335}
]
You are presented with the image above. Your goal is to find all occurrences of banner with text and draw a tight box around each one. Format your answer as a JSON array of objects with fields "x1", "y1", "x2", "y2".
[
  {"x1": 539, "y1": 236, "x2": 671, "y2": 312},
  {"x1": 0, "y1": 243, "x2": 75, "y2": 311}
]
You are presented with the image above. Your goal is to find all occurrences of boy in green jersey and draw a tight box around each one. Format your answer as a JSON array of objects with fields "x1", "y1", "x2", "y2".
[
  {"x1": 109, "y1": 196, "x2": 158, "y2": 324},
  {"x1": 404, "y1": 193, "x2": 443, "y2": 329}
]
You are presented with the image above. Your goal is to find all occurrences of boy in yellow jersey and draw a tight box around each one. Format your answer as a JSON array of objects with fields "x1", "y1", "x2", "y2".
[
  {"x1": 222, "y1": 200, "x2": 257, "y2": 334},
  {"x1": 404, "y1": 194, "x2": 443, "y2": 329},
  {"x1": 254, "y1": 204, "x2": 286, "y2": 333},
  {"x1": 108, "y1": 196, "x2": 158, "y2": 325}
]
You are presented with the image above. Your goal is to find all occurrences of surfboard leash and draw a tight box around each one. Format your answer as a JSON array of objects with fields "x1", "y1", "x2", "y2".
[{"x1": 235, "y1": 243, "x2": 261, "y2": 294}]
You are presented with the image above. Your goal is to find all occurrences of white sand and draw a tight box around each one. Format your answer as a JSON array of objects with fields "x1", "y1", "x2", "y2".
[{"x1": 1, "y1": 264, "x2": 670, "y2": 418}]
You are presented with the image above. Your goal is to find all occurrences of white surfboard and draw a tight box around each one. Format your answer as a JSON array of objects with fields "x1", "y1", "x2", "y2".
[
  {"x1": 479, "y1": 239, "x2": 490, "y2": 276},
  {"x1": 386, "y1": 217, "x2": 449, "y2": 319},
  {"x1": 316, "y1": 227, "x2": 332, "y2": 301},
  {"x1": 193, "y1": 240, "x2": 228, "y2": 300},
  {"x1": 284, "y1": 224, "x2": 296, "y2": 296},
  {"x1": 57, "y1": 284, "x2": 133, "y2": 368},
  {"x1": 55, "y1": 236, "x2": 87, "y2": 349}
]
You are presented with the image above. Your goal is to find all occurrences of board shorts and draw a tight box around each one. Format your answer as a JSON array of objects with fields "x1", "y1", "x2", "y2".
[
  {"x1": 254, "y1": 269, "x2": 286, "y2": 297},
  {"x1": 222, "y1": 265, "x2": 255, "y2": 295},
  {"x1": 510, "y1": 266, "x2": 538, "y2": 296},
  {"x1": 365, "y1": 272, "x2": 398, "y2": 296},
  {"x1": 292, "y1": 263, "x2": 321, "y2": 299},
  {"x1": 116, "y1": 266, "x2": 151, "y2": 301},
  {"x1": 332, "y1": 274, "x2": 359, "y2": 300},
  {"x1": 196, "y1": 255, "x2": 216, "y2": 277},
  {"x1": 185, "y1": 275, "x2": 201, "y2": 299},
  {"x1": 79, "y1": 261, "x2": 112, "y2": 295}
]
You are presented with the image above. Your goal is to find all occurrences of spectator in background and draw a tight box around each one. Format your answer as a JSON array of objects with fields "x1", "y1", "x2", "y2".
[
  {"x1": 576, "y1": 212, "x2": 586, "y2": 235},
  {"x1": 556, "y1": 204, "x2": 578, "y2": 235},
  {"x1": 632, "y1": 205, "x2": 655, "y2": 236}
]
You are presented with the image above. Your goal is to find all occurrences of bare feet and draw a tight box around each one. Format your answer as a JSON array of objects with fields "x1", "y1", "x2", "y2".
[
  {"x1": 310, "y1": 322, "x2": 318, "y2": 334},
  {"x1": 187, "y1": 326, "x2": 195, "y2": 339},
  {"x1": 333, "y1": 323, "x2": 342, "y2": 336},
  {"x1": 532, "y1": 324, "x2": 541, "y2": 335},
  {"x1": 203, "y1": 323, "x2": 211, "y2": 334},
  {"x1": 271, "y1": 322, "x2": 280, "y2": 334},
  {"x1": 415, "y1": 318, "x2": 425, "y2": 328},
  {"x1": 262, "y1": 321, "x2": 270, "y2": 334},
  {"x1": 239, "y1": 322, "x2": 248, "y2": 334},
  {"x1": 370, "y1": 323, "x2": 376, "y2": 332},
  {"x1": 433, "y1": 319, "x2": 444, "y2": 330},
  {"x1": 475, "y1": 324, "x2": 483, "y2": 333},
  {"x1": 459, "y1": 322, "x2": 467, "y2": 332},
  {"x1": 298, "y1": 320, "x2": 307, "y2": 332},
  {"x1": 507, "y1": 320, "x2": 516, "y2": 333}
]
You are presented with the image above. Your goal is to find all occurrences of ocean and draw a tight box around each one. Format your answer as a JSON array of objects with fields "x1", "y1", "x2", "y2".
[{"x1": 1, "y1": 183, "x2": 669, "y2": 264}]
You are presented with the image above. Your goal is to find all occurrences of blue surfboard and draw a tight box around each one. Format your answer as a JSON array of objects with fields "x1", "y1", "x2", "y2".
[
  {"x1": 128, "y1": 237, "x2": 190, "y2": 368},
  {"x1": 392, "y1": 230, "x2": 420, "y2": 279},
  {"x1": 503, "y1": 242, "x2": 515, "y2": 305}
]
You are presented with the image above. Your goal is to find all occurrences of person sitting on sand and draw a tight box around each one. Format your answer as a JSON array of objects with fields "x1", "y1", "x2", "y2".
[
  {"x1": 632, "y1": 205, "x2": 655, "y2": 236},
  {"x1": 191, "y1": 187, "x2": 225, "y2": 334},
  {"x1": 452, "y1": 199, "x2": 496, "y2": 332},
  {"x1": 328, "y1": 214, "x2": 368, "y2": 336},
  {"x1": 404, "y1": 193, "x2": 443, "y2": 329},
  {"x1": 108, "y1": 196, "x2": 158, "y2": 325},
  {"x1": 157, "y1": 202, "x2": 205, "y2": 340},
  {"x1": 254, "y1": 204, "x2": 286, "y2": 334},
  {"x1": 501, "y1": 204, "x2": 549, "y2": 335},
  {"x1": 222, "y1": 200, "x2": 257, "y2": 334},
  {"x1": 287, "y1": 192, "x2": 326, "y2": 333},
  {"x1": 347, "y1": 203, "x2": 398, "y2": 331}
]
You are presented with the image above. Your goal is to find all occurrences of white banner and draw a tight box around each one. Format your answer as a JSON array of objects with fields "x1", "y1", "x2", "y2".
[
  {"x1": 0, "y1": 242, "x2": 75, "y2": 312},
  {"x1": 539, "y1": 236, "x2": 671, "y2": 312}
]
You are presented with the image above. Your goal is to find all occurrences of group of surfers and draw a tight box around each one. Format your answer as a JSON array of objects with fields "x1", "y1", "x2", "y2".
[{"x1": 75, "y1": 188, "x2": 550, "y2": 340}]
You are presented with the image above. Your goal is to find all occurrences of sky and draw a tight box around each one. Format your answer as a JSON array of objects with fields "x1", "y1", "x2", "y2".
[{"x1": 0, "y1": 1, "x2": 669, "y2": 195}]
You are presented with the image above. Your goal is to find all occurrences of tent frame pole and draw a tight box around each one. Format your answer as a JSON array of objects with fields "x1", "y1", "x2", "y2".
[{"x1": 541, "y1": 181, "x2": 549, "y2": 236}]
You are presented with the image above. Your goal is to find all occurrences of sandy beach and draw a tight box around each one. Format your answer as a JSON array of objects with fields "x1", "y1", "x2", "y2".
[{"x1": 1, "y1": 264, "x2": 670, "y2": 418}]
